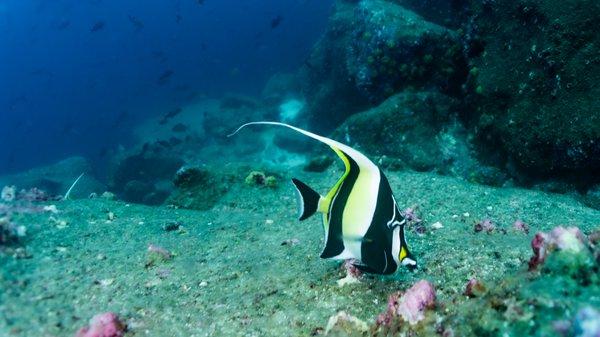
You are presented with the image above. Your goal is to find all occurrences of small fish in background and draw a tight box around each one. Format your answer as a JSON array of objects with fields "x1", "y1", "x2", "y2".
[
  {"x1": 157, "y1": 69, "x2": 174, "y2": 85},
  {"x1": 230, "y1": 122, "x2": 417, "y2": 275},
  {"x1": 171, "y1": 123, "x2": 188, "y2": 133},
  {"x1": 98, "y1": 147, "x2": 110, "y2": 158},
  {"x1": 127, "y1": 15, "x2": 144, "y2": 31},
  {"x1": 185, "y1": 91, "x2": 199, "y2": 100},
  {"x1": 159, "y1": 107, "x2": 182, "y2": 125},
  {"x1": 56, "y1": 19, "x2": 70, "y2": 30},
  {"x1": 61, "y1": 123, "x2": 81, "y2": 137},
  {"x1": 197, "y1": 0, "x2": 205, "y2": 6},
  {"x1": 112, "y1": 111, "x2": 131, "y2": 129},
  {"x1": 90, "y1": 21, "x2": 105, "y2": 32},
  {"x1": 173, "y1": 84, "x2": 191, "y2": 92},
  {"x1": 175, "y1": 13, "x2": 182, "y2": 23},
  {"x1": 270, "y1": 15, "x2": 283, "y2": 29},
  {"x1": 9, "y1": 95, "x2": 28, "y2": 111},
  {"x1": 151, "y1": 50, "x2": 168, "y2": 64}
]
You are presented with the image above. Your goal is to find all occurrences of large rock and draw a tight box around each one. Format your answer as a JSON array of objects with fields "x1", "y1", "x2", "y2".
[
  {"x1": 299, "y1": 0, "x2": 466, "y2": 131},
  {"x1": 332, "y1": 91, "x2": 507, "y2": 185},
  {"x1": 335, "y1": 91, "x2": 457, "y2": 171},
  {"x1": 166, "y1": 166, "x2": 234, "y2": 211},
  {"x1": 110, "y1": 152, "x2": 184, "y2": 205},
  {"x1": 467, "y1": 0, "x2": 600, "y2": 177}
]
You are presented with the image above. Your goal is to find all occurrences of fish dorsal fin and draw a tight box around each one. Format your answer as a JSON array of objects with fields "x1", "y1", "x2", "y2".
[
  {"x1": 291, "y1": 178, "x2": 322, "y2": 220},
  {"x1": 228, "y1": 121, "x2": 379, "y2": 182}
]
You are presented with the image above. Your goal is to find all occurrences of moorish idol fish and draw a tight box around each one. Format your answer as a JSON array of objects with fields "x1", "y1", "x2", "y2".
[{"x1": 229, "y1": 122, "x2": 417, "y2": 275}]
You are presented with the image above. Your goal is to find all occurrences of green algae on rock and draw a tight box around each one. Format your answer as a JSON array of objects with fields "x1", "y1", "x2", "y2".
[
  {"x1": 467, "y1": 0, "x2": 600, "y2": 178},
  {"x1": 332, "y1": 90, "x2": 498, "y2": 183},
  {"x1": 297, "y1": 0, "x2": 466, "y2": 132}
]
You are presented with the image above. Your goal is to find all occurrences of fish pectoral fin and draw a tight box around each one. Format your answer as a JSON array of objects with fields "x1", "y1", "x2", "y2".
[{"x1": 291, "y1": 178, "x2": 323, "y2": 221}]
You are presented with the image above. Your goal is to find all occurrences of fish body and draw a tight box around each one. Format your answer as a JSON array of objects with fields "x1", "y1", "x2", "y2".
[
  {"x1": 157, "y1": 69, "x2": 174, "y2": 85},
  {"x1": 270, "y1": 15, "x2": 283, "y2": 29},
  {"x1": 230, "y1": 122, "x2": 416, "y2": 274},
  {"x1": 127, "y1": 15, "x2": 144, "y2": 31},
  {"x1": 90, "y1": 21, "x2": 105, "y2": 32}
]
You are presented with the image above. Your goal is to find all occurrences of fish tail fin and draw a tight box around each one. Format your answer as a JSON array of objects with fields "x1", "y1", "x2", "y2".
[{"x1": 291, "y1": 178, "x2": 322, "y2": 221}]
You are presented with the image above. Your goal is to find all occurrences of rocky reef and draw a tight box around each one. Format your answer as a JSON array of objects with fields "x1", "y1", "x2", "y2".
[
  {"x1": 263, "y1": 0, "x2": 600, "y2": 203},
  {"x1": 296, "y1": 0, "x2": 466, "y2": 131},
  {"x1": 466, "y1": 0, "x2": 600, "y2": 182}
]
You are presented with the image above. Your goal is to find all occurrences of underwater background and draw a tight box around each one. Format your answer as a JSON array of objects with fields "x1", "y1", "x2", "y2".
[{"x1": 1, "y1": 0, "x2": 599, "y2": 336}]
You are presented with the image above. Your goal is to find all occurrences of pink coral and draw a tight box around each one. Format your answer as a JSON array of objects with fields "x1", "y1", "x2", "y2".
[
  {"x1": 529, "y1": 232, "x2": 549, "y2": 270},
  {"x1": 397, "y1": 280, "x2": 436, "y2": 325},
  {"x1": 528, "y1": 226, "x2": 588, "y2": 270},
  {"x1": 343, "y1": 259, "x2": 363, "y2": 279},
  {"x1": 376, "y1": 292, "x2": 401, "y2": 327},
  {"x1": 376, "y1": 280, "x2": 436, "y2": 328},
  {"x1": 513, "y1": 219, "x2": 529, "y2": 234},
  {"x1": 402, "y1": 207, "x2": 422, "y2": 224},
  {"x1": 75, "y1": 312, "x2": 126, "y2": 337},
  {"x1": 147, "y1": 244, "x2": 172, "y2": 259},
  {"x1": 474, "y1": 219, "x2": 495, "y2": 233}
]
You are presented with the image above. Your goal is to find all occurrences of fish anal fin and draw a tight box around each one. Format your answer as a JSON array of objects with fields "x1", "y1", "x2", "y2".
[{"x1": 291, "y1": 178, "x2": 322, "y2": 221}]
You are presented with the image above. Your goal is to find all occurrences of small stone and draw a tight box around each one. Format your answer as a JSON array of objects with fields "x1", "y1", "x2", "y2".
[
  {"x1": 75, "y1": 312, "x2": 126, "y2": 337},
  {"x1": 325, "y1": 311, "x2": 369, "y2": 336},
  {"x1": 463, "y1": 212, "x2": 470, "y2": 217},
  {"x1": 265, "y1": 219, "x2": 274, "y2": 225},
  {"x1": 464, "y1": 278, "x2": 486, "y2": 297},
  {"x1": 99, "y1": 278, "x2": 114, "y2": 287},
  {"x1": 513, "y1": 220, "x2": 529, "y2": 234},
  {"x1": 281, "y1": 238, "x2": 300, "y2": 246},
  {"x1": 574, "y1": 307, "x2": 600, "y2": 337},
  {"x1": 43, "y1": 205, "x2": 59, "y2": 214},
  {"x1": 199, "y1": 281, "x2": 208, "y2": 287},
  {"x1": 431, "y1": 221, "x2": 443, "y2": 230},
  {"x1": 156, "y1": 268, "x2": 171, "y2": 279},
  {"x1": 107, "y1": 212, "x2": 115, "y2": 221},
  {"x1": 163, "y1": 221, "x2": 181, "y2": 231},
  {"x1": 474, "y1": 219, "x2": 495, "y2": 233},
  {"x1": 100, "y1": 191, "x2": 116, "y2": 200},
  {"x1": 15, "y1": 225, "x2": 26, "y2": 237},
  {"x1": 146, "y1": 244, "x2": 172, "y2": 268},
  {"x1": 1, "y1": 185, "x2": 16, "y2": 202},
  {"x1": 13, "y1": 247, "x2": 32, "y2": 259}
]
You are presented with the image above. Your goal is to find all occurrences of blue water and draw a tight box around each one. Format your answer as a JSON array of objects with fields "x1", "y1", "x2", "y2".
[{"x1": 0, "y1": 0, "x2": 332, "y2": 175}]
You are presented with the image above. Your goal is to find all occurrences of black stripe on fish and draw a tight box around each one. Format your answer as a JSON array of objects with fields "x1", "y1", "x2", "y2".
[
  {"x1": 360, "y1": 170, "x2": 398, "y2": 275},
  {"x1": 320, "y1": 151, "x2": 360, "y2": 259}
]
